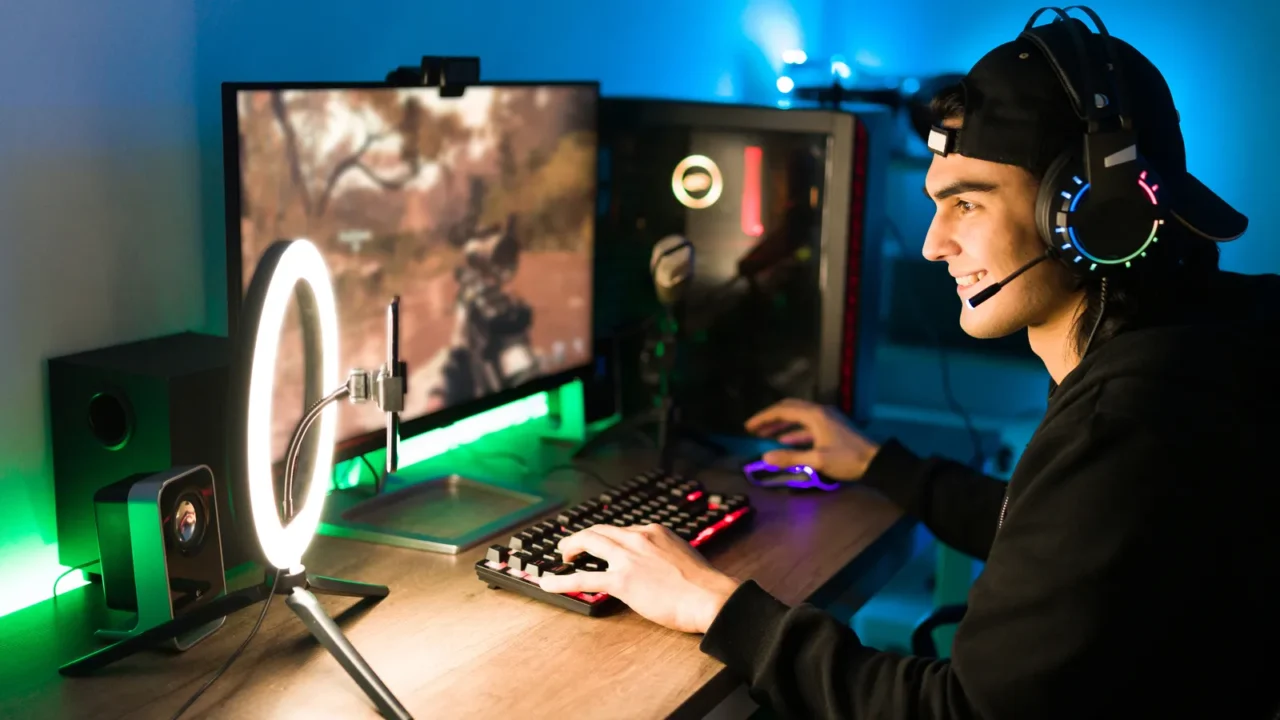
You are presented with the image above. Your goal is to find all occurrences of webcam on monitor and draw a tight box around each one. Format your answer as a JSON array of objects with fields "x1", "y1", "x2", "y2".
[{"x1": 385, "y1": 55, "x2": 479, "y2": 96}]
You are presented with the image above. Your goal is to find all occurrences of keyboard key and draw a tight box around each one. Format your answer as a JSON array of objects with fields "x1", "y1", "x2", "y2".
[
  {"x1": 575, "y1": 554, "x2": 607, "y2": 571},
  {"x1": 475, "y1": 466, "x2": 753, "y2": 617},
  {"x1": 526, "y1": 559, "x2": 554, "y2": 577}
]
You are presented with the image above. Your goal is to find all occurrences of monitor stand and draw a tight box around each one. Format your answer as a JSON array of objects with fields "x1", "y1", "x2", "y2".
[
  {"x1": 316, "y1": 297, "x2": 564, "y2": 554},
  {"x1": 318, "y1": 468, "x2": 563, "y2": 555}
]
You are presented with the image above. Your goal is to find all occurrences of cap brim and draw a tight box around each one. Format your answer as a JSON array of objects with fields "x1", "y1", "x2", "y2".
[{"x1": 1168, "y1": 172, "x2": 1248, "y2": 242}]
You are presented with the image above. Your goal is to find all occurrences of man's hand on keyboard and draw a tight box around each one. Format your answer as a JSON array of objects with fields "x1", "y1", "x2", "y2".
[{"x1": 537, "y1": 523, "x2": 743, "y2": 634}]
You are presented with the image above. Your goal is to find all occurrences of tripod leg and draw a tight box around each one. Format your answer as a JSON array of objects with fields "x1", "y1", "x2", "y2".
[
  {"x1": 59, "y1": 584, "x2": 270, "y2": 677},
  {"x1": 285, "y1": 588, "x2": 412, "y2": 720},
  {"x1": 306, "y1": 574, "x2": 390, "y2": 600}
]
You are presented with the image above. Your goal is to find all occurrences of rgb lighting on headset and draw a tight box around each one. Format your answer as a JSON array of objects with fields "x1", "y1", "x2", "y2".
[
  {"x1": 246, "y1": 239, "x2": 339, "y2": 571},
  {"x1": 1056, "y1": 171, "x2": 1162, "y2": 268}
]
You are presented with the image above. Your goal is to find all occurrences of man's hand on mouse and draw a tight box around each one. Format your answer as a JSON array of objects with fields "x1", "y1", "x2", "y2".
[
  {"x1": 744, "y1": 398, "x2": 881, "y2": 481},
  {"x1": 536, "y1": 524, "x2": 743, "y2": 634}
]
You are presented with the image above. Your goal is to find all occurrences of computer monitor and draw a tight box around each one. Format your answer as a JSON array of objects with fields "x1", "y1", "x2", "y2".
[
  {"x1": 223, "y1": 81, "x2": 599, "y2": 465},
  {"x1": 593, "y1": 99, "x2": 889, "y2": 433}
]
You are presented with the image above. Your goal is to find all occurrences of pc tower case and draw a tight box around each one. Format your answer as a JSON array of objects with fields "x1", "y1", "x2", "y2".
[{"x1": 592, "y1": 98, "x2": 889, "y2": 432}]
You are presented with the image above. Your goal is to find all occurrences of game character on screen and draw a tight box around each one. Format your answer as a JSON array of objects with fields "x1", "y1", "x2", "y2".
[{"x1": 422, "y1": 211, "x2": 540, "y2": 411}]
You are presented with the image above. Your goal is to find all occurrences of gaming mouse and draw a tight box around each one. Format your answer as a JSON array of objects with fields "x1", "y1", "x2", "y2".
[{"x1": 742, "y1": 458, "x2": 839, "y2": 491}]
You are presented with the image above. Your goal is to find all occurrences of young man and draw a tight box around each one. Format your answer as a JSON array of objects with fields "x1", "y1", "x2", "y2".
[{"x1": 540, "y1": 11, "x2": 1280, "y2": 718}]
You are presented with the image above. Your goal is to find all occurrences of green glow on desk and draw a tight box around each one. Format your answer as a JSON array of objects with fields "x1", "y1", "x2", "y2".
[
  {"x1": 333, "y1": 389, "x2": 552, "y2": 490},
  {"x1": 0, "y1": 540, "x2": 90, "y2": 619},
  {"x1": 0, "y1": 382, "x2": 575, "y2": 619}
]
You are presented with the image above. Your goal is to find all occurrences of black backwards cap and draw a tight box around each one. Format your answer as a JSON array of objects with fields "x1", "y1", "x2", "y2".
[{"x1": 927, "y1": 12, "x2": 1247, "y2": 243}]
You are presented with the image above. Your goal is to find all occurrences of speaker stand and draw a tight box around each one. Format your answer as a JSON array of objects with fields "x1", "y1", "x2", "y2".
[{"x1": 59, "y1": 568, "x2": 411, "y2": 720}]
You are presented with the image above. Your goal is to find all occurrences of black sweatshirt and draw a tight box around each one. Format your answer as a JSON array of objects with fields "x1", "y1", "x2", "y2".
[{"x1": 700, "y1": 271, "x2": 1280, "y2": 719}]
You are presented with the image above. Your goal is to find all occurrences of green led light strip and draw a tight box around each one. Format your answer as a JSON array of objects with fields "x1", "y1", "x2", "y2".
[
  {"x1": 333, "y1": 388, "x2": 553, "y2": 489},
  {"x1": 0, "y1": 382, "x2": 576, "y2": 620}
]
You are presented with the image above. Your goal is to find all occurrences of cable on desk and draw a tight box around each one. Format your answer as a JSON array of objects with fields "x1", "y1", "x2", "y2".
[
  {"x1": 359, "y1": 454, "x2": 381, "y2": 486},
  {"x1": 451, "y1": 443, "x2": 533, "y2": 477},
  {"x1": 169, "y1": 569, "x2": 283, "y2": 720},
  {"x1": 51, "y1": 559, "x2": 99, "y2": 606}
]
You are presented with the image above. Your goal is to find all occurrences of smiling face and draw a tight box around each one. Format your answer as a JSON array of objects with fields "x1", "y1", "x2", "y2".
[{"x1": 922, "y1": 130, "x2": 1082, "y2": 341}]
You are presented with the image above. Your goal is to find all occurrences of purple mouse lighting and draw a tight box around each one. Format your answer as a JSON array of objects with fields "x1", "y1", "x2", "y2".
[{"x1": 742, "y1": 460, "x2": 840, "y2": 491}]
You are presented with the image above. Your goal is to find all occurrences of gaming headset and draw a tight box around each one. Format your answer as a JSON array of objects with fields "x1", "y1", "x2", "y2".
[{"x1": 1023, "y1": 5, "x2": 1167, "y2": 278}]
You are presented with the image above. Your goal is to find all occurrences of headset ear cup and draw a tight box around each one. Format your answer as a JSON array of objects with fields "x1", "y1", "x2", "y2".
[{"x1": 1035, "y1": 150, "x2": 1080, "y2": 259}]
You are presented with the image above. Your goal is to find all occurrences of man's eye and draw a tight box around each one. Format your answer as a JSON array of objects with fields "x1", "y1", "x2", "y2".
[{"x1": 955, "y1": 199, "x2": 977, "y2": 213}]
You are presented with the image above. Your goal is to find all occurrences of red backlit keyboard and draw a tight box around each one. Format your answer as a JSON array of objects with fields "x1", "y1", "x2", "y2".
[{"x1": 474, "y1": 468, "x2": 754, "y2": 616}]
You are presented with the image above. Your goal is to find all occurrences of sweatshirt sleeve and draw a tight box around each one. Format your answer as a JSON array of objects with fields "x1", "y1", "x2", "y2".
[
  {"x1": 858, "y1": 438, "x2": 1008, "y2": 561},
  {"x1": 700, "y1": 413, "x2": 1199, "y2": 720}
]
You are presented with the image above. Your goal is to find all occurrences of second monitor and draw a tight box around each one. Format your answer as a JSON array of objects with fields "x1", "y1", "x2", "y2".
[{"x1": 223, "y1": 81, "x2": 599, "y2": 467}]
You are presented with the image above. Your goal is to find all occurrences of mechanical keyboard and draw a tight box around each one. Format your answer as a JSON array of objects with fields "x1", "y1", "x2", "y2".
[{"x1": 474, "y1": 468, "x2": 754, "y2": 616}]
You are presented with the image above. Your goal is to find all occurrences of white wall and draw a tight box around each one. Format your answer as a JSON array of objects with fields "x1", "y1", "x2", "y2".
[{"x1": 0, "y1": 0, "x2": 203, "y2": 558}]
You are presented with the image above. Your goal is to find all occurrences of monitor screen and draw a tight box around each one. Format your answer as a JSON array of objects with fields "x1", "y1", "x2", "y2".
[{"x1": 227, "y1": 83, "x2": 598, "y2": 461}]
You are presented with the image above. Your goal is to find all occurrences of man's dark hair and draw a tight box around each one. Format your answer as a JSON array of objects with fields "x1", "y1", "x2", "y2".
[{"x1": 929, "y1": 84, "x2": 1220, "y2": 357}]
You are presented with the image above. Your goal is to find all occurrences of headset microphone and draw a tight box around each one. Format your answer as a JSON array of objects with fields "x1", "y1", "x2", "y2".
[{"x1": 965, "y1": 250, "x2": 1053, "y2": 309}]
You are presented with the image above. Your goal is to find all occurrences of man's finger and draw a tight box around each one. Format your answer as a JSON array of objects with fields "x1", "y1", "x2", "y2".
[
  {"x1": 744, "y1": 400, "x2": 816, "y2": 434},
  {"x1": 744, "y1": 407, "x2": 795, "y2": 433},
  {"x1": 777, "y1": 430, "x2": 813, "y2": 446},
  {"x1": 557, "y1": 524, "x2": 628, "y2": 561},
  {"x1": 761, "y1": 448, "x2": 821, "y2": 469},
  {"x1": 537, "y1": 568, "x2": 615, "y2": 595}
]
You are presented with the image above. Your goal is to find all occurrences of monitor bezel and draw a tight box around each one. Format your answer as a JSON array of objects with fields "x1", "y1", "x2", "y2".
[{"x1": 221, "y1": 79, "x2": 601, "y2": 465}]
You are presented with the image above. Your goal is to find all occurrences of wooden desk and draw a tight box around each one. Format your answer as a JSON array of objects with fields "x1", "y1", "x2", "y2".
[{"x1": 0, "y1": 434, "x2": 913, "y2": 720}]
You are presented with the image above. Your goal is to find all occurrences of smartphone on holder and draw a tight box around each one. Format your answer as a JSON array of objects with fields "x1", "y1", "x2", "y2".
[{"x1": 742, "y1": 459, "x2": 840, "y2": 491}]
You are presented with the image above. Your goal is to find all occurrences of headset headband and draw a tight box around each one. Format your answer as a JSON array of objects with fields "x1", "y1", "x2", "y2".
[
  {"x1": 1021, "y1": 6, "x2": 1130, "y2": 131},
  {"x1": 1022, "y1": 6, "x2": 1141, "y2": 203}
]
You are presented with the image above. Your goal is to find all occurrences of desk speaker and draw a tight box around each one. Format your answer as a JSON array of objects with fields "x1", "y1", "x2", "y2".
[
  {"x1": 49, "y1": 332, "x2": 244, "y2": 571},
  {"x1": 92, "y1": 465, "x2": 227, "y2": 649}
]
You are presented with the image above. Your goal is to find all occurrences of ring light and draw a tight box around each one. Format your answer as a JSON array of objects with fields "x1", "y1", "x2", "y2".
[
  {"x1": 243, "y1": 239, "x2": 339, "y2": 570},
  {"x1": 671, "y1": 154, "x2": 723, "y2": 209}
]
